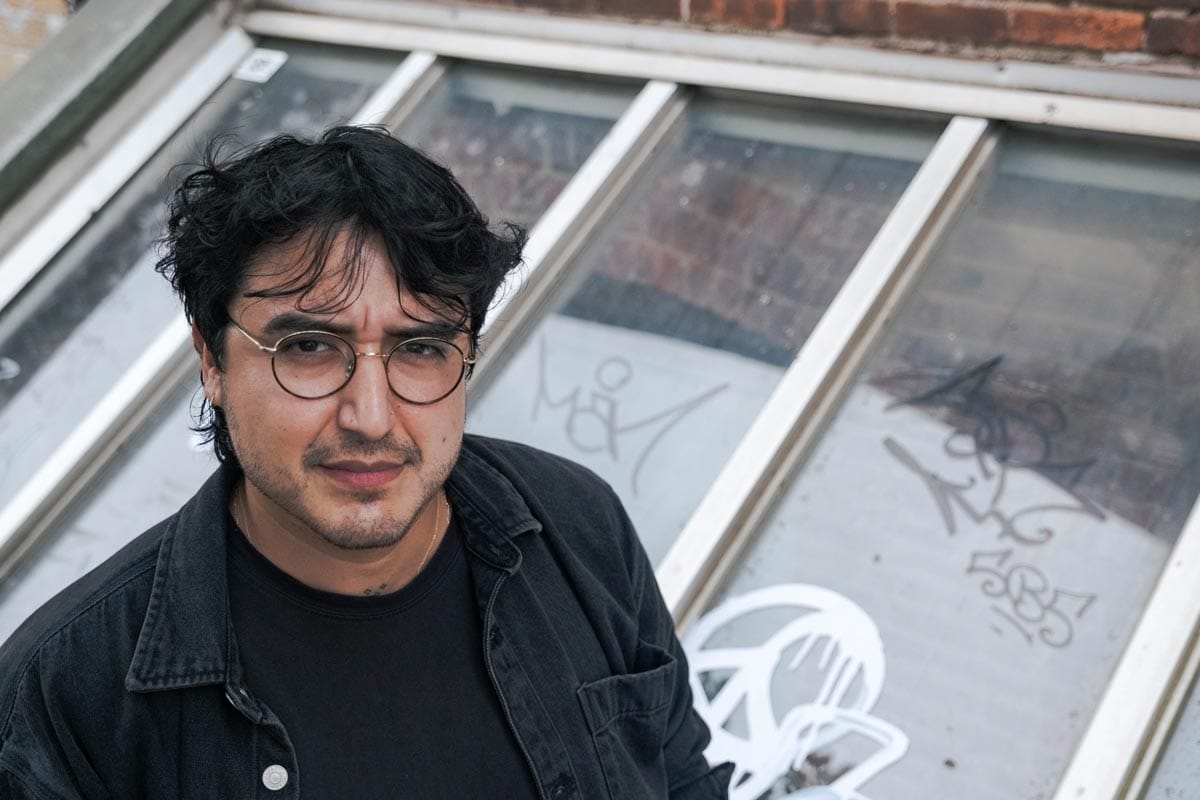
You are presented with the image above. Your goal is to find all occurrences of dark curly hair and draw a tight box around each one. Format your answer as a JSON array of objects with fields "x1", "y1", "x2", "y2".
[{"x1": 156, "y1": 125, "x2": 526, "y2": 467}]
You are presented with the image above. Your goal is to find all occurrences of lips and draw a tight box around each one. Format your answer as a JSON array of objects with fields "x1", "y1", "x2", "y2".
[{"x1": 319, "y1": 460, "x2": 406, "y2": 490}]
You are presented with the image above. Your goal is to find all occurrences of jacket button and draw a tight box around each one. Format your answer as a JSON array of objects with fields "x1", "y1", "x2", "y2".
[{"x1": 262, "y1": 765, "x2": 288, "y2": 791}]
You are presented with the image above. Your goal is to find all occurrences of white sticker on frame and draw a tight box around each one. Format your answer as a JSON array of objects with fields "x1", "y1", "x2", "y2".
[{"x1": 234, "y1": 48, "x2": 288, "y2": 84}]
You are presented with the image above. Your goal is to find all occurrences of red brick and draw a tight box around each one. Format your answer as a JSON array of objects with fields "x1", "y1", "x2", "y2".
[
  {"x1": 748, "y1": 0, "x2": 789, "y2": 27},
  {"x1": 595, "y1": 0, "x2": 680, "y2": 17},
  {"x1": 1147, "y1": 10, "x2": 1200, "y2": 55},
  {"x1": 693, "y1": 0, "x2": 788, "y2": 27},
  {"x1": 605, "y1": 236, "x2": 642, "y2": 281},
  {"x1": 831, "y1": 0, "x2": 892, "y2": 34},
  {"x1": 1088, "y1": 0, "x2": 1200, "y2": 10},
  {"x1": 513, "y1": 0, "x2": 595, "y2": 13},
  {"x1": 634, "y1": 250, "x2": 663, "y2": 284},
  {"x1": 1009, "y1": 4, "x2": 1145, "y2": 51},
  {"x1": 787, "y1": 0, "x2": 834, "y2": 31},
  {"x1": 790, "y1": 0, "x2": 891, "y2": 32},
  {"x1": 662, "y1": 254, "x2": 695, "y2": 294},
  {"x1": 712, "y1": 272, "x2": 751, "y2": 316},
  {"x1": 656, "y1": 247, "x2": 687, "y2": 288},
  {"x1": 895, "y1": 1, "x2": 1008, "y2": 44}
]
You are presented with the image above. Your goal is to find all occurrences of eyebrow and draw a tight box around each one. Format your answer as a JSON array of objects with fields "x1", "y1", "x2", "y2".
[{"x1": 259, "y1": 312, "x2": 464, "y2": 341}]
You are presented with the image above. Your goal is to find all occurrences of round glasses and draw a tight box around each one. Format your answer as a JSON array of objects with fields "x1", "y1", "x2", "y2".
[{"x1": 229, "y1": 321, "x2": 474, "y2": 404}]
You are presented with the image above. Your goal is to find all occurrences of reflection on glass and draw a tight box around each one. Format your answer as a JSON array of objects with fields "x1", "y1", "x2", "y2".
[
  {"x1": 691, "y1": 130, "x2": 1200, "y2": 800},
  {"x1": 0, "y1": 375, "x2": 214, "y2": 644},
  {"x1": 469, "y1": 96, "x2": 938, "y2": 562},
  {"x1": 1144, "y1": 666, "x2": 1200, "y2": 799},
  {"x1": 0, "y1": 40, "x2": 402, "y2": 510},
  {"x1": 399, "y1": 64, "x2": 634, "y2": 229}
]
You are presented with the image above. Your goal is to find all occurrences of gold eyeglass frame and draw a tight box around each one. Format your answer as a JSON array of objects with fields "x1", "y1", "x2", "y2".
[{"x1": 227, "y1": 320, "x2": 475, "y2": 404}]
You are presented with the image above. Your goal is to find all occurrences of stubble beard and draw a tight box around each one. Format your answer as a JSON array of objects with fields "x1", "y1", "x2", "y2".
[{"x1": 236, "y1": 432, "x2": 459, "y2": 552}]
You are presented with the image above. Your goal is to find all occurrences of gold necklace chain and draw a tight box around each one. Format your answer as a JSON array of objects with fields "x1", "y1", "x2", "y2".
[
  {"x1": 232, "y1": 483, "x2": 255, "y2": 550},
  {"x1": 416, "y1": 492, "x2": 448, "y2": 574}
]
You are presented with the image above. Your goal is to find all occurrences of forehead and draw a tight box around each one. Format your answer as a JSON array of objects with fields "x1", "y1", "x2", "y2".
[{"x1": 235, "y1": 229, "x2": 452, "y2": 326}]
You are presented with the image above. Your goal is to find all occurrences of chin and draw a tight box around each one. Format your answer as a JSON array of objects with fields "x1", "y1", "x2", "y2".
[
  {"x1": 311, "y1": 512, "x2": 416, "y2": 551},
  {"x1": 321, "y1": 531, "x2": 410, "y2": 552}
]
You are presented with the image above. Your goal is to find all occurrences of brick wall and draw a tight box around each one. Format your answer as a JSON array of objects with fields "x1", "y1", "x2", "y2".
[
  {"x1": 0, "y1": 0, "x2": 70, "y2": 81},
  {"x1": 570, "y1": 129, "x2": 916, "y2": 364},
  {"x1": 471, "y1": 0, "x2": 1200, "y2": 63}
]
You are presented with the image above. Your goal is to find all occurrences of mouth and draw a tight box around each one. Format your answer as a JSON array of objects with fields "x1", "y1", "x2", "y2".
[{"x1": 319, "y1": 460, "x2": 407, "y2": 490}]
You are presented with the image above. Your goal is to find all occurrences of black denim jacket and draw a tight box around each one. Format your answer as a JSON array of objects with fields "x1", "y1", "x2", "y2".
[{"x1": 0, "y1": 436, "x2": 731, "y2": 799}]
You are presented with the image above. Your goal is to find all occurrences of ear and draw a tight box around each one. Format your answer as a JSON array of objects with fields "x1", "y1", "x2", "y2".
[{"x1": 193, "y1": 323, "x2": 224, "y2": 407}]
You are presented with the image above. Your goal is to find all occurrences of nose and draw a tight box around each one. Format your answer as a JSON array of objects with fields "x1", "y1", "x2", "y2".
[{"x1": 336, "y1": 352, "x2": 394, "y2": 440}]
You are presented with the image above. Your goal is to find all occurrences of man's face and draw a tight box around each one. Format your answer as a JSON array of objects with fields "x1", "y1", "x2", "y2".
[{"x1": 199, "y1": 231, "x2": 468, "y2": 552}]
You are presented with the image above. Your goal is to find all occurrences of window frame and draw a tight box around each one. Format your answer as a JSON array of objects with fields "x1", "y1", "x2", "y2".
[{"x1": 1, "y1": 4, "x2": 1199, "y2": 799}]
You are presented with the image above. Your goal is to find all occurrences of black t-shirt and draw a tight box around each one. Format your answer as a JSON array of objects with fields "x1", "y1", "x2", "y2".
[{"x1": 227, "y1": 513, "x2": 541, "y2": 799}]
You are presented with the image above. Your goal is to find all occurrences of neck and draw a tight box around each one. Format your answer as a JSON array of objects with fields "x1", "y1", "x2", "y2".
[{"x1": 230, "y1": 481, "x2": 447, "y2": 596}]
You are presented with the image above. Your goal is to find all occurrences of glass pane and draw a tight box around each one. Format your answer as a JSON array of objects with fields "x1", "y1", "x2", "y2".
[
  {"x1": 398, "y1": 64, "x2": 635, "y2": 229},
  {"x1": 1144, "y1": 666, "x2": 1200, "y2": 799},
  {"x1": 0, "y1": 377, "x2": 215, "y2": 644},
  {"x1": 688, "y1": 130, "x2": 1200, "y2": 800},
  {"x1": 469, "y1": 96, "x2": 940, "y2": 563},
  {"x1": 0, "y1": 40, "x2": 403, "y2": 511}
]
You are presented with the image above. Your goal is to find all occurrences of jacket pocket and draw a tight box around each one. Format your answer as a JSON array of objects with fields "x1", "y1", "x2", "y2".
[{"x1": 576, "y1": 640, "x2": 676, "y2": 799}]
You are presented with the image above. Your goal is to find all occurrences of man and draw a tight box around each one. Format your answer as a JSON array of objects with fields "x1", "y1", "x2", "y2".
[{"x1": 0, "y1": 127, "x2": 731, "y2": 798}]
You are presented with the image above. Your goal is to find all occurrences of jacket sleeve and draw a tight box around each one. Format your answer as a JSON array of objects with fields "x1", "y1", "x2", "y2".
[
  {"x1": 620, "y1": 496, "x2": 734, "y2": 799},
  {"x1": 0, "y1": 653, "x2": 97, "y2": 800},
  {"x1": 0, "y1": 767, "x2": 73, "y2": 800}
]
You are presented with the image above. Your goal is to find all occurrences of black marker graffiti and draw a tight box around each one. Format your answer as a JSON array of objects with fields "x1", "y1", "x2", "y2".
[
  {"x1": 533, "y1": 337, "x2": 729, "y2": 496},
  {"x1": 967, "y1": 549, "x2": 1095, "y2": 648},
  {"x1": 887, "y1": 355, "x2": 1097, "y2": 489},
  {"x1": 882, "y1": 437, "x2": 1103, "y2": 546},
  {"x1": 882, "y1": 356, "x2": 1104, "y2": 649}
]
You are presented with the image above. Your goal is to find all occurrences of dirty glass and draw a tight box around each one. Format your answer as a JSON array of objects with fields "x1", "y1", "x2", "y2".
[
  {"x1": 0, "y1": 375, "x2": 213, "y2": 644},
  {"x1": 0, "y1": 40, "x2": 402, "y2": 511},
  {"x1": 685, "y1": 130, "x2": 1200, "y2": 800},
  {"x1": 398, "y1": 64, "x2": 635, "y2": 230},
  {"x1": 469, "y1": 96, "x2": 939, "y2": 563}
]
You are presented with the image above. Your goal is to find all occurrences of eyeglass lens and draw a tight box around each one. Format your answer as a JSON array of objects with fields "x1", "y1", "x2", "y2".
[{"x1": 269, "y1": 332, "x2": 466, "y2": 403}]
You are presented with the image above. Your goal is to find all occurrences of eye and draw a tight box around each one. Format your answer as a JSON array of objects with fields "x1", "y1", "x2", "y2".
[
  {"x1": 393, "y1": 339, "x2": 453, "y2": 363},
  {"x1": 278, "y1": 333, "x2": 344, "y2": 360},
  {"x1": 286, "y1": 337, "x2": 331, "y2": 353}
]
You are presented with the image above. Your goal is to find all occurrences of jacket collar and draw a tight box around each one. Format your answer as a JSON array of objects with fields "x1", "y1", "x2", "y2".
[
  {"x1": 447, "y1": 439, "x2": 542, "y2": 573},
  {"x1": 124, "y1": 465, "x2": 237, "y2": 693},
  {"x1": 124, "y1": 435, "x2": 540, "y2": 693}
]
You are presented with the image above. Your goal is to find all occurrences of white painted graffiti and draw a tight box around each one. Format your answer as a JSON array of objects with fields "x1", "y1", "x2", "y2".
[{"x1": 683, "y1": 584, "x2": 907, "y2": 800}]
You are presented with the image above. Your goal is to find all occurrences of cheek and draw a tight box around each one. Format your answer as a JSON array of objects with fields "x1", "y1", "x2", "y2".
[
  {"x1": 399, "y1": 400, "x2": 465, "y2": 448},
  {"x1": 282, "y1": 402, "x2": 342, "y2": 444},
  {"x1": 227, "y1": 381, "x2": 332, "y2": 450}
]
